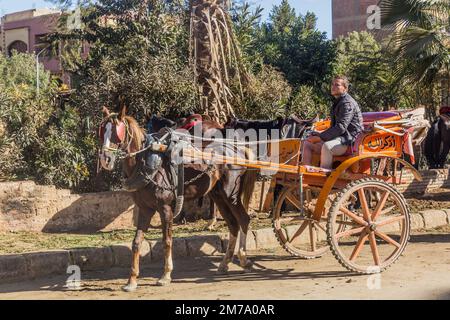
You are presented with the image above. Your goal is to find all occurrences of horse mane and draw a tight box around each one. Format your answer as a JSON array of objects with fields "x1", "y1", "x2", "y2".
[{"x1": 124, "y1": 115, "x2": 145, "y2": 151}]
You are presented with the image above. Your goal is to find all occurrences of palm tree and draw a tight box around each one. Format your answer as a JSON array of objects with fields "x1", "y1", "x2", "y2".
[
  {"x1": 379, "y1": 0, "x2": 450, "y2": 112},
  {"x1": 190, "y1": 0, "x2": 250, "y2": 123}
]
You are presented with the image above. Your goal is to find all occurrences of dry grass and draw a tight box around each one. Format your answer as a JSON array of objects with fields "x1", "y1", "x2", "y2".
[{"x1": 0, "y1": 215, "x2": 274, "y2": 255}]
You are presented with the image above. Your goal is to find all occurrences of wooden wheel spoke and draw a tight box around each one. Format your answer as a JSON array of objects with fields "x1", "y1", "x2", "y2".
[
  {"x1": 279, "y1": 216, "x2": 304, "y2": 224},
  {"x1": 335, "y1": 220, "x2": 358, "y2": 227},
  {"x1": 314, "y1": 221, "x2": 327, "y2": 233},
  {"x1": 357, "y1": 188, "x2": 371, "y2": 222},
  {"x1": 339, "y1": 206, "x2": 368, "y2": 226},
  {"x1": 371, "y1": 191, "x2": 389, "y2": 221},
  {"x1": 309, "y1": 223, "x2": 317, "y2": 251},
  {"x1": 376, "y1": 215, "x2": 405, "y2": 227},
  {"x1": 288, "y1": 220, "x2": 309, "y2": 244},
  {"x1": 285, "y1": 191, "x2": 302, "y2": 210},
  {"x1": 374, "y1": 230, "x2": 401, "y2": 248},
  {"x1": 349, "y1": 231, "x2": 368, "y2": 261},
  {"x1": 334, "y1": 226, "x2": 365, "y2": 239},
  {"x1": 368, "y1": 232, "x2": 381, "y2": 266},
  {"x1": 274, "y1": 186, "x2": 329, "y2": 259},
  {"x1": 380, "y1": 205, "x2": 396, "y2": 215}
]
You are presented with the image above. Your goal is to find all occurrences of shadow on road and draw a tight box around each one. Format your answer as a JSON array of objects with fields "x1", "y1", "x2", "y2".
[
  {"x1": 0, "y1": 254, "x2": 357, "y2": 295},
  {"x1": 409, "y1": 233, "x2": 450, "y2": 243}
]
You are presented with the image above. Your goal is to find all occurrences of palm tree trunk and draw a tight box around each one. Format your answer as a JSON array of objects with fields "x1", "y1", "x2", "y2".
[{"x1": 190, "y1": 0, "x2": 249, "y2": 123}]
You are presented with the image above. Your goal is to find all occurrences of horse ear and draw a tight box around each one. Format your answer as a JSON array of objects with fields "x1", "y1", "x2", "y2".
[
  {"x1": 102, "y1": 106, "x2": 110, "y2": 117},
  {"x1": 119, "y1": 104, "x2": 127, "y2": 120}
]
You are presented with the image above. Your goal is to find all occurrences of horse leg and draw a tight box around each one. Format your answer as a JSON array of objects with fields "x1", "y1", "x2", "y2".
[
  {"x1": 205, "y1": 199, "x2": 217, "y2": 231},
  {"x1": 123, "y1": 206, "x2": 155, "y2": 292},
  {"x1": 157, "y1": 204, "x2": 174, "y2": 286},
  {"x1": 210, "y1": 191, "x2": 239, "y2": 274},
  {"x1": 214, "y1": 186, "x2": 253, "y2": 271},
  {"x1": 438, "y1": 143, "x2": 450, "y2": 168},
  {"x1": 433, "y1": 123, "x2": 442, "y2": 168},
  {"x1": 232, "y1": 203, "x2": 253, "y2": 271}
]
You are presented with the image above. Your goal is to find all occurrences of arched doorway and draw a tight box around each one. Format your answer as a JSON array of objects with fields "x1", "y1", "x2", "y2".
[{"x1": 7, "y1": 40, "x2": 28, "y2": 56}]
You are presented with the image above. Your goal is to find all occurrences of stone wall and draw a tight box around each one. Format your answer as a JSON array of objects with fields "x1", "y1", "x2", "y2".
[
  {"x1": 0, "y1": 181, "x2": 137, "y2": 233},
  {"x1": 0, "y1": 181, "x2": 231, "y2": 233},
  {"x1": 396, "y1": 168, "x2": 450, "y2": 195}
]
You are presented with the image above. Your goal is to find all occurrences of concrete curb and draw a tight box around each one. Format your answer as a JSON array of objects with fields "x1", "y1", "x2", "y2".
[{"x1": 0, "y1": 210, "x2": 449, "y2": 284}]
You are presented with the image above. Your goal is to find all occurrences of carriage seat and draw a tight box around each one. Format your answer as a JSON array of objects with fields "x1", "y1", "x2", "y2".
[
  {"x1": 333, "y1": 112, "x2": 401, "y2": 160},
  {"x1": 308, "y1": 112, "x2": 403, "y2": 168}
]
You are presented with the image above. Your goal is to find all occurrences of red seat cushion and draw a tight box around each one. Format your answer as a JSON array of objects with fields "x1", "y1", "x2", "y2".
[
  {"x1": 439, "y1": 106, "x2": 450, "y2": 115},
  {"x1": 341, "y1": 145, "x2": 356, "y2": 157}
]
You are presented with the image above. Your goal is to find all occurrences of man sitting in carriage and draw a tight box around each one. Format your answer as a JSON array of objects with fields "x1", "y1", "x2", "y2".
[{"x1": 302, "y1": 75, "x2": 364, "y2": 170}]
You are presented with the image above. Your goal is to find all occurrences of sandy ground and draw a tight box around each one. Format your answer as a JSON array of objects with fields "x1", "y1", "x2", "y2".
[{"x1": 0, "y1": 231, "x2": 449, "y2": 300}]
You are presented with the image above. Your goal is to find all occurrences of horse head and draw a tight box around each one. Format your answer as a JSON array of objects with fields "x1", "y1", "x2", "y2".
[
  {"x1": 224, "y1": 116, "x2": 239, "y2": 129},
  {"x1": 281, "y1": 115, "x2": 318, "y2": 138},
  {"x1": 149, "y1": 115, "x2": 177, "y2": 134},
  {"x1": 98, "y1": 105, "x2": 144, "y2": 171}
]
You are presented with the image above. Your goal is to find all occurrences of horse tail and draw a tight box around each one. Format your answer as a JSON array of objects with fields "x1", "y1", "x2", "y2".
[
  {"x1": 240, "y1": 147, "x2": 258, "y2": 212},
  {"x1": 423, "y1": 124, "x2": 433, "y2": 165}
]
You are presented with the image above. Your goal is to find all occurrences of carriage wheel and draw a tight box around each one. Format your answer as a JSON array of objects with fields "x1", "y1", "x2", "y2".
[
  {"x1": 327, "y1": 178, "x2": 410, "y2": 274},
  {"x1": 272, "y1": 186, "x2": 328, "y2": 259}
]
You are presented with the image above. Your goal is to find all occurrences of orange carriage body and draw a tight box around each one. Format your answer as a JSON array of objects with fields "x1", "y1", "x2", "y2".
[{"x1": 183, "y1": 111, "x2": 421, "y2": 220}]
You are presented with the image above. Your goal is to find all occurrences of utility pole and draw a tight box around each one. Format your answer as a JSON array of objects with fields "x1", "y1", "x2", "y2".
[
  {"x1": 36, "y1": 46, "x2": 49, "y2": 97},
  {"x1": 0, "y1": 13, "x2": 4, "y2": 55}
]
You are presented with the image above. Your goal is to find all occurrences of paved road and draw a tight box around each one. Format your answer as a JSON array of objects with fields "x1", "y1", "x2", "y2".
[{"x1": 0, "y1": 231, "x2": 449, "y2": 300}]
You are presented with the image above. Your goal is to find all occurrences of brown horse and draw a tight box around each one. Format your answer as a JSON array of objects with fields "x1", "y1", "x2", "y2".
[{"x1": 98, "y1": 106, "x2": 257, "y2": 291}]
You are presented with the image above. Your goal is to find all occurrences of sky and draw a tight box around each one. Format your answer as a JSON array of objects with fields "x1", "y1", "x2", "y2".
[{"x1": 0, "y1": 0, "x2": 333, "y2": 38}]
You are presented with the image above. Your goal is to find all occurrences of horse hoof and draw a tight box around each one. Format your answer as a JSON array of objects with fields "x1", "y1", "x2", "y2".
[
  {"x1": 217, "y1": 266, "x2": 229, "y2": 275},
  {"x1": 156, "y1": 278, "x2": 171, "y2": 286},
  {"x1": 241, "y1": 260, "x2": 254, "y2": 270},
  {"x1": 122, "y1": 283, "x2": 137, "y2": 292}
]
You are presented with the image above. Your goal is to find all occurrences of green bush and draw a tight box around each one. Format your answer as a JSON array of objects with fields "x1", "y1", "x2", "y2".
[
  {"x1": 0, "y1": 52, "x2": 91, "y2": 189},
  {"x1": 0, "y1": 52, "x2": 54, "y2": 180},
  {"x1": 289, "y1": 85, "x2": 329, "y2": 120},
  {"x1": 236, "y1": 65, "x2": 292, "y2": 119}
]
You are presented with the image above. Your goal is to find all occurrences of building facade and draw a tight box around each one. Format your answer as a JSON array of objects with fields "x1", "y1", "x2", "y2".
[
  {"x1": 0, "y1": 9, "x2": 63, "y2": 75},
  {"x1": 332, "y1": 0, "x2": 378, "y2": 39}
]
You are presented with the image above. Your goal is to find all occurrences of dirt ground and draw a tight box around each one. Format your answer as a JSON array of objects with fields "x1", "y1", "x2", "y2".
[
  {"x1": 406, "y1": 187, "x2": 450, "y2": 212},
  {"x1": 0, "y1": 228, "x2": 449, "y2": 300}
]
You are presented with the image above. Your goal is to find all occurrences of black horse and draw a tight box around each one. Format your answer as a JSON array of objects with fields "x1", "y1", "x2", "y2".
[
  {"x1": 225, "y1": 115, "x2": 317, "y2": 214},
  {"x1": 424, "y1": 113, "x2": 450, "y2": 169}
]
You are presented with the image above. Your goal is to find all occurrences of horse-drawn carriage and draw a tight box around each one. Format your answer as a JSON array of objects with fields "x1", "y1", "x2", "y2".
[
  {"x1": 182, "y1": 111, "x2": 422, "y2": 274},
  {"x1": 99, "y1": 107, "x2": 424, "y2": 290}
]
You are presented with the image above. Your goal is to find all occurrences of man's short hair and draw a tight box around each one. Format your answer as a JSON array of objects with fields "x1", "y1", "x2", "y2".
[{"x1": 333, "y1": 75, "x2": 349, "y2": 89}]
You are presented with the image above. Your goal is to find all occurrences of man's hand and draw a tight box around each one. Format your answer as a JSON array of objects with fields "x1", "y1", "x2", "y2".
[{"x1": 307, "y1": 135, "x2": 322, "y2": 144}]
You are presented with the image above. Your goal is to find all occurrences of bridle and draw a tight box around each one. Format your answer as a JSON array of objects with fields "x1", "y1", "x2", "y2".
[
  {"x1": 99, "y1": 114, "x2": 177, "y2": 162},
  {"x1": 99, "y1": 113, "x2": 136, "y2": 160}
]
